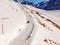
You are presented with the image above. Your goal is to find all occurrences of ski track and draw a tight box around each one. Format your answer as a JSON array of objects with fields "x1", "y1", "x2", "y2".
[{"x1": 0, "y1": 0, "x2": 60, "y2": 45}]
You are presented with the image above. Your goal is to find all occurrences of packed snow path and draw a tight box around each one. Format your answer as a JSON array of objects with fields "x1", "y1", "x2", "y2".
[
  {"x1": 0, "y1": 0, "x2": 60, "y2": 45},
  {"x1": 0, "y1": 0, "x2": 36, "y2": 45}
]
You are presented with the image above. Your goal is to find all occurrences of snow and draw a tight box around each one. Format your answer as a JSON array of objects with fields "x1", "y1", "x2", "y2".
[
  {"x1": 0, "y1": 0, "x2": 60, "y2": 45},
  {"x1": 23, "y1": 5, "x2": 60, "y2": 45}
]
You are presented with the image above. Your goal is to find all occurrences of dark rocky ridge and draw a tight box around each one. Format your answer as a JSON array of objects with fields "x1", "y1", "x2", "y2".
[{"x1": 13, "y1": 0, "x2": 60, "y2": 10}]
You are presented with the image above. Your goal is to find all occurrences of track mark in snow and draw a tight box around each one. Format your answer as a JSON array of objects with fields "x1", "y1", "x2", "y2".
[
  {"x1": 24, "y1": 6, "x2": 30, "y2": 10},
  {"x1": 36, "y1": 12, "x2": 44, "y2": 18},
  {"x1": 35, "y1": 11, "x2": 60, "y2": 30},
  {"x1": 35, "y1": 17, "x2": 53, "y2": 31},
  {"x1": 2, "y1": 24, "x2": 4, "y2": 35},
  {"x1": 47, "y1": 19, "x2": 60, "y2": 29},
  {"x1": 44, "y1": 38, "x2": 60, "y2": 45},
  {"x1": 44, "y1": 39, "x2": 49, "y2": 43},
  {"x1": 23, "y1": 6, "x2": 60, "y2": 30},
  {"x1": 26, "y1": 22, "x2": 35, "y2": 40},
  {"x1": 33, "y1": 11, "x2": 60, "y2": 30},
  {"x1": 30, "y1": 10, "x2": 35, "y2": 14}
]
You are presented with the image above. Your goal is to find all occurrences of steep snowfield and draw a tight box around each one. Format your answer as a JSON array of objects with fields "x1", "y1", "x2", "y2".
[
  {"x1": 0, "y1": 0, "x2": 60, "y2": 45},
  {"x1": 23, "y1": 5, "x2": 60, "y2": 45}
]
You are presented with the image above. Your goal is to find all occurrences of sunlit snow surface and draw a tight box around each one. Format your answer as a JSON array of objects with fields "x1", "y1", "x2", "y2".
[{"x1": 0, "y1": 0, "x2": 60, "y2": 45}]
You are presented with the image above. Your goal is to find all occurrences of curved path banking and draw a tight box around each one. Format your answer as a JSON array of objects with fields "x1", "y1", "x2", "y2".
[
  {"x1": 8, "y1": 3, "x2": 37, "y2": 45},
  {"x1": 0, "y1": 0, "x2": 36, "y2": 45}
]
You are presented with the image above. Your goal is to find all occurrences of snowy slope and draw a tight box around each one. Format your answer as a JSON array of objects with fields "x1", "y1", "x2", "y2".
[
  {"x1": 0, "y1": 0, "x2": 36, "y2": 45},
  {"x1": 0, "y1": 0, "x2": 60, "y2": 45},
  {"x1": 23, "y1": 5, "x2": 60, "y2": 45}
]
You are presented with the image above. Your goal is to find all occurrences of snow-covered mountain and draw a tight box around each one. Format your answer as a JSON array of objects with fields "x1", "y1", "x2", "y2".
[
  {"x1": 20, "y1": 0, "x2": 60, "y2": 10},
  {"x1": 0, "y1": 0, "x2": 60, "y2": 45}
]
